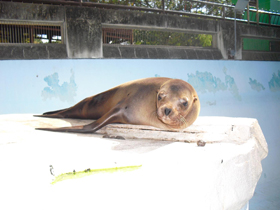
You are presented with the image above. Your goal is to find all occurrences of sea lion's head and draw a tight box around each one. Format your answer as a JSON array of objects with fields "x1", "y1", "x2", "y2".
[{"x1": 156, "y1": 79, "x2": 200, "y2": 129}]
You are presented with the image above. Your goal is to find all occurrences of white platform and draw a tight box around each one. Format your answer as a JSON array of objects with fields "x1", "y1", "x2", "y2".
[{"x1": 0, "y1": 114, "x2": 268, "y2": 210}]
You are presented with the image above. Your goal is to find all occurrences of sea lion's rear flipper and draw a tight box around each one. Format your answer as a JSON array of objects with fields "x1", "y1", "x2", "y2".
[
  {"x1": 35, "y1": 107, "x2": 123, "y2": 133},
  {"x1": 34, "y1": 108, "x2": 68, "y2": 118},
  {"x1": 35, "y1": 125, "x2": 87, "y2": 133},
  {"x1": 42, "y1": 108, "x2": 68, "y2": 116}
]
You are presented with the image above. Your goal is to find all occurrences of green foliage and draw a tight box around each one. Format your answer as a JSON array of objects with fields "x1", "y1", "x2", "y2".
[
  {"x1": 88, "y1": 0, "x2": 244, "y2": 20},
  {"x1": 88, "y1": 0, "x2": 238, "y2": 19},
  {"x1": 34, "y1": 39, "x2": 43, "y2": 44},
  {"x1": 89, "y1": 0, "x2": 232, "y2": 13},
  {"x1": 197, "y1": 34, "x2": 212, "y2": 47},
  {"x1": 133, "y1": 29, "x2": 212, "y2": 47}
]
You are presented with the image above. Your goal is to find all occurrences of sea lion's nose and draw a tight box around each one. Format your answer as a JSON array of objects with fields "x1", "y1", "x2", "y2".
[{"x1": 164, "y1": 108, "x2": 172, "y2": 116}]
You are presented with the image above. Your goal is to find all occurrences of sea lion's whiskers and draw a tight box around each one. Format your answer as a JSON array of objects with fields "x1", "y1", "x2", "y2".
[{"x1": 179, "y1": 115, "x2": 187, "y2": 126}]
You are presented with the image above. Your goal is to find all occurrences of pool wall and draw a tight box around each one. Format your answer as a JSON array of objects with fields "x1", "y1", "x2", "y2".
[{"x1": 0, "y1": 59, "x2": 279, "y2": 186}]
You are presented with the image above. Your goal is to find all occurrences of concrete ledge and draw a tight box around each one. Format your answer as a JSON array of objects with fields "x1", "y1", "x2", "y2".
[
  {"x1": 0, "y1": 44, "x2": 67, "y2": 60},
  {"x1": 0, "y1": 114, "x2": 268, "y2": 210},
  {"x1": 242, "y1": 51, "x2": 280, "y2": 61},
  {"x1": 103, "y1": 45, "x2": 223, "y2": 60}
]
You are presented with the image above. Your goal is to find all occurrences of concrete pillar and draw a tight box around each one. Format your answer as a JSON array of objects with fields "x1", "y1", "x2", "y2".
[{"x1": 65, "y1": 7, "x2": 102, "y2": 58}]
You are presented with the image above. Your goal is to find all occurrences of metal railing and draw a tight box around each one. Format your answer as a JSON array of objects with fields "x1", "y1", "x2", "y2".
[
  {"x1": 187, "y1": 0, "x2": 280, "y2": 26},
  {"x1": 0, "y1": 21, "x2": 62, "y2": 44},
  {"x1": 1, "y1": 0, "x2": 279, "y2": 26}
]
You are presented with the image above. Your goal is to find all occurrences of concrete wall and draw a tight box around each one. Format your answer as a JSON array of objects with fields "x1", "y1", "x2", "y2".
[{"x1": 0, "y1": 1, "x2": 280, "y2": 60}]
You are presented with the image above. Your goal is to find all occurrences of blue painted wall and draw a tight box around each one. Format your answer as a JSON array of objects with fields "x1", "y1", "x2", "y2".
[{"x1": 0, "y1": 59, "x2": 279, "y2": 184}]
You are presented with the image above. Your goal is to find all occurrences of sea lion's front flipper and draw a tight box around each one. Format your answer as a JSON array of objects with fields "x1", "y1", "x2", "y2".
[{"x1": 35, "y1": 107, "x2": 123, "y2": 133}]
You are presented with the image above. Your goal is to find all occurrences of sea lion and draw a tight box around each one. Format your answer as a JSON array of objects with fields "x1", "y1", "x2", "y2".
[{"x1": 35, "y1": 77, "x2": 200, "y2": 133}]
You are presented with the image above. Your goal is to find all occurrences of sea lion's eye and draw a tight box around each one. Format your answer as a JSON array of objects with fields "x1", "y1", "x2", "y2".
[
  {"x1": 158, "y1": 92, "x2": 165, "y2": 101},
  {"x1": 182, "y1": 101, "x2": 188, "y2": 107}
]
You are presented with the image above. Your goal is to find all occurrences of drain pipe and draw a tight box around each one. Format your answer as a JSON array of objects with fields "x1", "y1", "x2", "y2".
[
  {"x1": 233, "y1": 0, "x2": 249, "y2": 59},
  {"x1": 234, "y1": 9, "x2": 237, "y2": 59}
]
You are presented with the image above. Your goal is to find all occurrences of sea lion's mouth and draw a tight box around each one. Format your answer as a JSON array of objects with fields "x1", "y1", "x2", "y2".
[
  {"x1": 160, "y1": 116, "x2": 186, "y2": 127},
  {"x1": 157, "y1": 109, "x2": 187, "y2": 128}
]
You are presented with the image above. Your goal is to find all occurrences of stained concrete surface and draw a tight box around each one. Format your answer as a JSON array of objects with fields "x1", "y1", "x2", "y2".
[{"x1": 0, "y1": 114, "x2": 268, "y2": 210}]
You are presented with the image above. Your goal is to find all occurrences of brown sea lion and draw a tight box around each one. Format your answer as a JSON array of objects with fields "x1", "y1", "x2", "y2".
[{"x1": 35, "y1": 77, "x2": 200, "y2": 133}]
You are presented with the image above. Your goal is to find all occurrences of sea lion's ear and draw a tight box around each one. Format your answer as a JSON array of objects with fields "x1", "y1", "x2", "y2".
[{"x1": 193, "y1": 96, "x2": 198, "y2": 102}]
